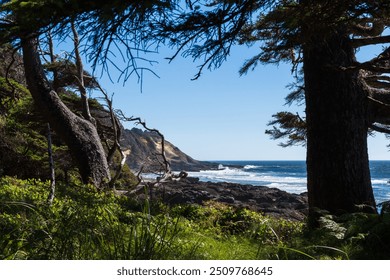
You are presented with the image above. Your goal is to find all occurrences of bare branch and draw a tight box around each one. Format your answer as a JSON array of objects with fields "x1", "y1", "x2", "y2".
[
  {"x1": 45, "y1": 30, "x2": 61, "y2": 91},
  {"x1": 71, "y1": 21, "x2": 95, "y2": 125},
  {"x1": 350, "y1": 17, "x2": 386, "y2": 38},
  {"x1": 365, "y1": 74, "x2": 390, "y2": 89},
  {"x1": 115, "y1": 110, "x2": 175, "y2": 186},
  {"x1": 351, "y1": 35, "x2": 390, "y2": 48},
  {"x1": 93, "y1": 80, "x2": 125, "y2": 189},
  {"x1": 368, "y1": 95, "x2": 390, "y2": 125},
  {"x1": 47, "y1": 123, "x2": 56, "y2": 205},
  {"x1": 338, "y1": 47, "x2": 390, "y2": 73},
  {"x1": 5, "y1": 47, "x2": 20, "y2": 99},
  {"x1": 370, "y1": 123, "x2": 390, "y2": 134}
]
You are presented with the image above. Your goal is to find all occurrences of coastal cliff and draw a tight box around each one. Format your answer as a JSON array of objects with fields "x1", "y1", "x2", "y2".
[{"x1": 121, "y1": 128, "x2": 219, "y2": 172}]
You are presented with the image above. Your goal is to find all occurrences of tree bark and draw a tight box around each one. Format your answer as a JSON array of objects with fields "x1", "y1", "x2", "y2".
[
  {"x1": 303, "y1": 30, "x2": 377, "y2": 216},
  {"x1": 21, "y1": 36, "x2": 110, "y2": 187}
]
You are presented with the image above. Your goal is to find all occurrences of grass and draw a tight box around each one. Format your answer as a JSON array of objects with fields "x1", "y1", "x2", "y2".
[{"x1": 1, "y1": 176, "x2": 390, "y2": 259}]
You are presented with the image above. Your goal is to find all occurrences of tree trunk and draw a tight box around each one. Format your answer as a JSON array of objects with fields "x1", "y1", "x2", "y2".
[
  {"x1": 21, "y1": 36, "x2": 110, "y2": 187},
  {"x1": 303, "y1": 30, "x2": 376, "y2": 216}
]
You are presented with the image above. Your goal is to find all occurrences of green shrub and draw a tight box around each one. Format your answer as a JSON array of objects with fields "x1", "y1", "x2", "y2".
[{"x1": 0, "y1": 177, "x2": 194, "y2": 259}]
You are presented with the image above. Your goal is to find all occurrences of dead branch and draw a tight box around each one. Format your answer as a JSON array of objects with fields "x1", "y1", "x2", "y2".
[
  {"x1": 71, "y1": 21, "x2": 95, "y2": 125},
  {"x1": 368, "y1": 95, "x2": 390, "y2": 125},
  {"x1": 351, "y1": 35, "x2": 390, "y2": 48},
  {"x1": 4, "y1": 47, "x2": 19, "y2": 99},
  {"x1": 93, "y1": 80, "x2": 125, "y2": 189},
  {"x1": 46, "y1": 30, "x2": 60, "y2": 92},
  {"x1": 370, "y1": 123, "x2": 390, "y2": 134},
  {"x1": 114, "y1": 110, "x2": 189, "y2": 210},
  {"x1": 116, "y1": 111, "x2": 172, "y2": 183},
  {"x1": 350, "y1": 18, "x2": 386, "y2": 38},
  {"x1": 47, "y1": 123, "x2": 56, "y2": 205}
]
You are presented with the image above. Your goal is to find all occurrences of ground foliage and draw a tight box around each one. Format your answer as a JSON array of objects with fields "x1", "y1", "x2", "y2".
[{"x1": 1, "y1": 177, "x2": 390, "y2": 260}]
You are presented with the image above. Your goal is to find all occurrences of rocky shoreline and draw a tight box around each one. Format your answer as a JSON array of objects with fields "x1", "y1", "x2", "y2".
[{"x1": 130, "y1": 177, "x2": 308, "y2": 221}]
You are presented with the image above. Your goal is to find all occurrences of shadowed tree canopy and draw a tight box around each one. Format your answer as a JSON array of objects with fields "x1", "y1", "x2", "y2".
[{"x1": 0, "y1": 0, "x2": 178, "y2": 79}]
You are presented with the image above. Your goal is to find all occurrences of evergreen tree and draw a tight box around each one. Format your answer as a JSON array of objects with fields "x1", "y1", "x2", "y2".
[
  {"x1": 0, "y1": 0, "x2": 176, "y2": 187},
  {"x1": 160, "y1": 1, "x2": 390, "y2": 216}
]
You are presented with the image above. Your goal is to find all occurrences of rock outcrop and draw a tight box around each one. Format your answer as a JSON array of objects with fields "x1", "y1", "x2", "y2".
[
  {"x1": 131, "y1": 178, "x2": 308, "y2": 221},
  {"x1": 121, "y1": 128, "x2": 219, "y2": 172}
]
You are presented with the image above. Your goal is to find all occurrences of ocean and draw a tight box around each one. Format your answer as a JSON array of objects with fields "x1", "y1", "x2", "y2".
[{"x1": 186, "y1": 160, "x2": 390, "y2": 205}]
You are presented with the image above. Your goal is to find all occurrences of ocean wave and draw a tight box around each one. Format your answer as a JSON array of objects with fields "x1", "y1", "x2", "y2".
[
  {"x1": 264, "y1": 183, "x2": 307, "y2": 194},
  {"x1": 372, "y1": 179, "x2": 390, "y2": 185},
  {"x1": 197, "y1": 167, "x2": 248, "y2": 176},
  {"x1": 144, "y1": 164, "x2": 390, "y2": 202},
  {"x1": 243, "y1": 165, "x2": 260, "y2": 170},
  {"x1": 187, "y1": 168, "x2": 307, "y2": 191}
]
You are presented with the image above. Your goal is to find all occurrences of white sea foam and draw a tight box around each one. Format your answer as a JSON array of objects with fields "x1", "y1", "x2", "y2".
[
  {"x1": 372, "y1": 179, "x2": 389, "y2": 185},
  {"x1": 217, "y1": 164, "x2": 225, "y2": 170},
  {"x1": 263, "y1": 183, "x2": 307, "y2": 194},
  {"x1": 143, "y1": 163, "x2": 390, "y2": 201},
  {"x1": 243, "y1": 165, "x2": 260, "y2": 170},
  {"x1": 187, "y1": 166, "x2": 308, "y2": 194}
]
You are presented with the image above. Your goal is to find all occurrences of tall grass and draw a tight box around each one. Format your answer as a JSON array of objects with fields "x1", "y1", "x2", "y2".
[
  {"x1": 1, "y1": 177, "x2": 390, "y2": 259},
  {"x1": 0, "y1": 177, "x2": 196, "y2": 259}
]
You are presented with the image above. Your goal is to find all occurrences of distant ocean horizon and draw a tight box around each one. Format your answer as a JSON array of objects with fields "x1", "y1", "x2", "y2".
[{"x1": 186, "y1": 160, "x2": 390, "y2": 205}]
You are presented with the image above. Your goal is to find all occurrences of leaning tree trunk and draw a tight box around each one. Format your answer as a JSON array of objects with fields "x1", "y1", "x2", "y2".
[
  {"x1": 303, "y1": 29, "x2": 376, "y2": 217},
  {"x1": 21, "y1": 36, "x2": 110, "y2": 187}
]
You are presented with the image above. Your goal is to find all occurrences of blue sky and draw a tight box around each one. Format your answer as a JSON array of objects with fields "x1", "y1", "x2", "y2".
[
  {"x1": 89, "y1": 43, "x2": 390, "y2": 161},
  {"x1": 96, "y1": 45, "x2": 303, "y2": 160}
]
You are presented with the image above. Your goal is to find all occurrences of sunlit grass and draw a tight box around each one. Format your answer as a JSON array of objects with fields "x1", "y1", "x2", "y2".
[{"x1": 1, "y1": 177, "x2": 390, "y2": 260}]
